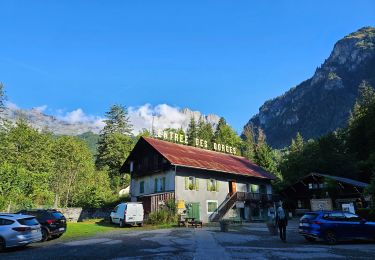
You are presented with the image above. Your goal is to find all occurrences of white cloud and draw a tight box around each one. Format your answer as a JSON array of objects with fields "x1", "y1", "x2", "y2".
[
  {"x1": 4, "y1": 102, "x2": 216, "y2": 136},
  {"x1": 128, "y1": 104, "x2": 193, "y2": 134},
  {"x1": 34, "y1": 105, "x2": 48, "y2": 113},
  {"x1": 58, "y1": 108, "x2": 105, "y2": 129},
  {"x1": 5, "y1": 101, "x2": 19, "y2": 110}
]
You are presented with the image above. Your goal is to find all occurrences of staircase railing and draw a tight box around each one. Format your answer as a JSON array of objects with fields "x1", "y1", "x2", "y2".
[{"x1": 210, "y1": 192, "x2": 238, "y2": 222}]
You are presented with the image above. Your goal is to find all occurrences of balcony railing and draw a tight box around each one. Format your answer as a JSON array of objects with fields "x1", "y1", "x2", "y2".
[{"x1": 236, "y1": 192, "x2": 274, "y2": 201}]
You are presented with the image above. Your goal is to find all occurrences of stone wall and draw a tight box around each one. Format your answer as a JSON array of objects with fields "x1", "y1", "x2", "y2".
[{"x1": 58, "y1": 207, "x2": 112, "y2": 222}]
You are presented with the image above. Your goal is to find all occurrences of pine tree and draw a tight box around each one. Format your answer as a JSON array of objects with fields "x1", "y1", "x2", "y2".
[
  {"x1": 254, "y1": 128, "x2": 279, "y2": 176},
  {"x1": 0, "y1": 83, "x2": 5, "y2": 113},
  {"x1": 214, "y1": 117, "x2": 226, "y2": 140},
  {"x1": 187, "y1": 116, "x2": 197, "y2": 146},
  {"x1": 102, "y1": 104, "x2": 133, "y2": 136},
  {"x1": 242, "y1": 124, "x2": 256, "y2": 161},
  {"x1": 197, "y1": 117, "x2": 214, "y2": 149},
  {"x1": 96, "y1": 104, "x2": 134, "y2": 189},
  {"x1": 290, "y1": 132, "x2": 304, "y2": 154}
]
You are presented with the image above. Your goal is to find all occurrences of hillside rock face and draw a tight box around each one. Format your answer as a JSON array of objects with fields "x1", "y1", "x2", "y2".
[{"x1": 245, "y1": 27, "x2": 375, "y2": 148}]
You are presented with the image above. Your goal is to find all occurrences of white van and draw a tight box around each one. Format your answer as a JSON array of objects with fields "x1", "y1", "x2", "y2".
[{"x1": 110, "y1": 202, "x2": 144, "y2": 227}]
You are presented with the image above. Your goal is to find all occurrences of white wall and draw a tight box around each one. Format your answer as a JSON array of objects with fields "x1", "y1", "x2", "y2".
[{"x1": 130, "y1": 170, "x2": 175, "y2": 197}]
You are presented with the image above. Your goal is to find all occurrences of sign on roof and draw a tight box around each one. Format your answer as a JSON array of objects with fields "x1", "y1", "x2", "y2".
[{"x1": 155, "y1": 129, "x2": 237, "y2": 155}]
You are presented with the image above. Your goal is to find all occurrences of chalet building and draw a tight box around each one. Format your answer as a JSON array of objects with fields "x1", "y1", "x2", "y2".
[
  {"x1": 121, "y1": 137, "x2": 276, "y2": 223},
  {"x1": 280, "y1": 173, "x2": 370, "y2": 215}
]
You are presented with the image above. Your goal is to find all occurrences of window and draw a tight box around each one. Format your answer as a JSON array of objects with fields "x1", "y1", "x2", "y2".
[
  {"x1": 259, "y1": 184, "x2": 266, "y2": 194},
  {"x1": 140, "y1": 181, "x2": 145, "y2": 194},
  {"x1": 344, "y1": 212, "x2": 361, "y2": 222},
  {"x1": 0, "y1": 218, "x2": 14, "y2": 225},
  {"x1": 308, "y1": 183, "x2": 313, "y2": 189},
  {"x1": 251, "y1": 184, "x2": 259, "y2": 193},
  {"x1": 323, "y1": 212, "x2": 345, "y2": 221},
  {"x1": 154, "y1": 177, "x2": 166, "y2": 192},
  {"x1": 207, "y1": 200, "x2": 218, "y2": 213},
  {"x1": 17, "y1": 217, "x2": 39, "y2": 226},
  {"x1": 185, "y1": 176, "x2": 198, "y2": 191},
  {"x1": 207, "y1": 179, "x2": 218, "y2": 192},
  {"x1": 130, "y1": 161, "x2": 134, "y2": 173}
]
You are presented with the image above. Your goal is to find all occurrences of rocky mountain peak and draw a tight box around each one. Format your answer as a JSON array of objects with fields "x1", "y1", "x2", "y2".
[{"x1": 245, "y1": 26, "x2": 375, "y2": 148}]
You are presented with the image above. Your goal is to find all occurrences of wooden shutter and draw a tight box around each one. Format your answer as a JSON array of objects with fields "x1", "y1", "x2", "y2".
[
  {"x1": 216, "y1": 180, "x2": 219, "y2": 191},
  {"x1": 185, "y1": 177, "x2": 188, "y2": 190},
  {"x1": 195, "y1": 178, "x2": 199, "y2": 191},
  {"x1": 206, "y1": 179, "x2": 209, "y2": 191},
  {"x1": 154, "y1": 178, "x2": 158, "y2": 193}
]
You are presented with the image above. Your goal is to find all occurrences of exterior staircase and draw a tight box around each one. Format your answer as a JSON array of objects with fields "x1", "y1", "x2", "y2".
[
  {"x1": 210, "y1": 192, "x2": 238, "y2": 222},
  {"x1": 209, "y1": 191, "x2": 276, "y2": 222}
]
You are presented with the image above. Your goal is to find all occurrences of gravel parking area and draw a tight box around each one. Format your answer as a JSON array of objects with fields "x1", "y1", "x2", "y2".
[{"x1": 1, "y1": 220, "x2": 375, "y2": 259}]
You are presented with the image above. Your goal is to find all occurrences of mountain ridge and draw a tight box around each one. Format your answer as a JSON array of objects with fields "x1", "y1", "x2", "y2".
[
  {"x1": 0, "y1": 105, "x2": 220, "y2": 136},
  {"x1": 245, "y1": 26, "x2": 375, "y2": 148}
]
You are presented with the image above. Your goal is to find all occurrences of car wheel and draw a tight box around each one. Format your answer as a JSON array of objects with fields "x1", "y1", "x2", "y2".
[
  {"x1": 51, "y1": 233, "x2": 63, "y2": 240},
  {"x1": 0, "y1": 237, "x2": 6, "y2": 252},
  {"x1": 119, "y1": 219, "x2": 125, "y2": 228},
  {"x1": 304, "y1": 236, "x2": 316, "y2": 242},
  {"x1": 325, "y1": 231, "x2": 338, "y2": 245},
  {"x1": 41, "y1": 228, "x2": 49, "y2": 242}
]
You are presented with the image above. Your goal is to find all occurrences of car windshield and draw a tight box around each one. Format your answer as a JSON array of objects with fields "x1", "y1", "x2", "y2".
[
  {"x1": 52, "y1": 212, "x2": 64, "y2": 219},
  {"x1": 300, "y1": 213, "x2": 318, "y2": 221},
  {"x1": 17, "y1": 217, "x2": 39, "y2": 226}
]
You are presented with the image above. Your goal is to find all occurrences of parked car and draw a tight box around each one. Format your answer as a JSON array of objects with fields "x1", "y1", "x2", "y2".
[
  {"x1": 0, "y1": 213, "x2": 42, "y2": 251},
  {"x1": 110, "y1": 203, "x2": 144, "y2": 227},
  {"x1": 299, "y1": 210, "x2": 375, "y2": 244},
  {"x1": 17, "y1": 209, "x2": 67, "y2": 241}
]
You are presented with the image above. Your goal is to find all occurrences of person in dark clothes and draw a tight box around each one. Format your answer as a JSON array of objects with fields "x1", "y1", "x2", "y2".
[{"x1": 276, "y1": 202, "x2": 288, "y2": 242}]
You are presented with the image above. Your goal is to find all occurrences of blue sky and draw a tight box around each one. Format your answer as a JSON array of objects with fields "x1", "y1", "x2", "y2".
[{"x1": 1, "y1": 0, "x2": 375, "y2": 132}]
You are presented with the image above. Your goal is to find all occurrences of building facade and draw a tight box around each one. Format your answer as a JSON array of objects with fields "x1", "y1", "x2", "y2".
[
  {"x1": 121, "y1": 137, "x2": 276, "y2": 223},
  {"x1": 280, "y1": 173, "x2": 370, "y2": 215}
]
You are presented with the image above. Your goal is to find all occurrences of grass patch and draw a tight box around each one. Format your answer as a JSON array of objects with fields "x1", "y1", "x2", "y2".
[{"x1": 60, "y1": 219, "x2": 176, "y2": 241}]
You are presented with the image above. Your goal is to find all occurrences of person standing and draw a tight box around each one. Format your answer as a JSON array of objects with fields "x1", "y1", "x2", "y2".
[{"x1": 276, "y1": 202, "x2": 288, "y2": 242}]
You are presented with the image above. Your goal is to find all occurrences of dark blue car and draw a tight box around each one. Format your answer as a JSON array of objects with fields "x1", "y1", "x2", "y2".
[{"x1": 299, "y1": 211, "x2": 375, "y2": 244}]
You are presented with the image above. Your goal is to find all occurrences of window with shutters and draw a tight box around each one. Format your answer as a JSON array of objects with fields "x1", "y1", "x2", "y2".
[
  {"x1": 207, "y1": 179, "x2": 218, "y2": 192},
  {"x1": 185, "y1": 176, "x2": 198, "y2": 191},
  {"x1": 154, "y1": 177, "x2": 166, "y2": 192},
  {"x1": 139, "y1": 181, "x2": 144, "y2": 194}
]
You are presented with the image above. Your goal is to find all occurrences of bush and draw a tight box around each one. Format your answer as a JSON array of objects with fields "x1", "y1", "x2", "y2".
[{"x1": 147, "y1": 199, "x2": 177, "y2": 225}]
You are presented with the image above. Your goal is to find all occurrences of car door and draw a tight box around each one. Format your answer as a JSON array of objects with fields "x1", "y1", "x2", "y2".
[
  {"x1": 323, "y1": 212, "x2": 347, "y2": 238},
  {"x1": 343, "y1": 212, "x2": 363, "y2": 239},
  {"x1": 111, "y1": 206, "x2": 119, "y2": 224}
]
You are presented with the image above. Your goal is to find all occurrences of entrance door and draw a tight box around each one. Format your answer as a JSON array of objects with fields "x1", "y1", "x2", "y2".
[
  {"x1": 187, "y1": 202, "x2": 200, "y2": 220},
  {"x1": 229, "y1": 181, "x2": 236, "y2": 195}
]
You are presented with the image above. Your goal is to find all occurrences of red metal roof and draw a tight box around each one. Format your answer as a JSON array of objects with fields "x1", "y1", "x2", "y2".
[{"x1": 142, "y1": 137, "x2": 276, "y2": 180}]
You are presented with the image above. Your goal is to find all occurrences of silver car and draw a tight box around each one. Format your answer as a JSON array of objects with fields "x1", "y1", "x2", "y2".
[{"x1": 0, "y1": 213, "x2": 42, "y2": 251}]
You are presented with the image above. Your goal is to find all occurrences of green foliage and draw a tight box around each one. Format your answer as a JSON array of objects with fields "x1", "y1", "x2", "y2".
[
  {"x1": 51, "y1": 136, "x2": 96, "y2": 207},
  {"x1": 196, "y1": 117, "x2": 214, "y2": 149},
  {"x1": 213, "y1": 117, "x2": 242, "y2": 149},
  {"x1": 187, "y1": 116, "x2": 197, "y2": 146},
  {"x1": 0, "y1": 119, "x2": 115, "y2": 211},
  {"x1": 253, "y1": 129, "x2": 280, "y2": 178},
  {"x1": 147, "y1": 199, "x2": 177, "y2": 225},
  {"x1": 77, "y1": 131, "x2": 100, "y2": 157},
  {"x1": 102, "y1": 104, "x2": 133, "y2": 136},
  {"x1": 241, "y1": 125, "x2": 256, "y2": 161},
  {"x1": 279, "y1": 82, "x2": 375, "y2": 186},
  {"x1": 96, "y1": 133, "x2": 134, "y2": 185},
  {"x1": 96, "y1": 104, "x2": 135, "y2": 190}
]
